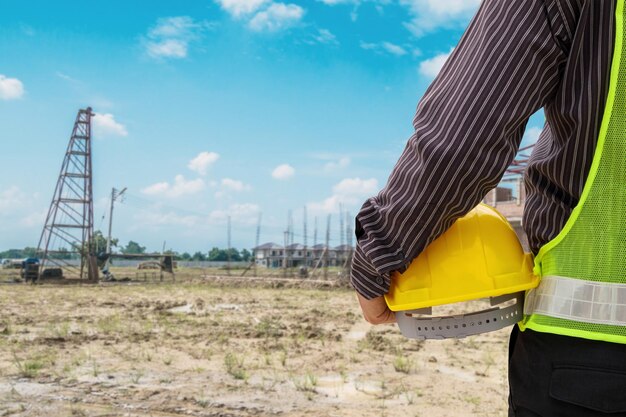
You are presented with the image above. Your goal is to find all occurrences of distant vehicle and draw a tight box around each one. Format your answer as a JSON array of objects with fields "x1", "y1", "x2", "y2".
[
  {"x1": 20, "y1": 258, "x2": 40, "y2": 282},
  {"x1": 2, "y1": 259, "x2": 23, "y2": 269}
]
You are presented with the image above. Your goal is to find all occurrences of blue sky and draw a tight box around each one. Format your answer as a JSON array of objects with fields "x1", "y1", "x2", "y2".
[{"x1": 0, "y1": 0, "x2": 544, "y2": 253}]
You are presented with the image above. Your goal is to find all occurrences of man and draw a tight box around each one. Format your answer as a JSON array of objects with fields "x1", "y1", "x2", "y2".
[{"x1": 351, "y1": 0, "x2": 626, "y2": 416}]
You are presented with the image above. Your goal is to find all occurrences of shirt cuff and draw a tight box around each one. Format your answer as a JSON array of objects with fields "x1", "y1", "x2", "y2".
[{"x1": 350, "y1": 244, "x2": 392, "y2": 299}]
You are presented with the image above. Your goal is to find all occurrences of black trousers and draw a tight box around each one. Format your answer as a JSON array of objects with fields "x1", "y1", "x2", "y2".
[{"x1": 508, "y1": 326, "x2": 626, "y2": 416}]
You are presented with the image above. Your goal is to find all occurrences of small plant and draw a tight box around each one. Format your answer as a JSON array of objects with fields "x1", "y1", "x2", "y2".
[
  {"x1": 91, "y1": 359, "x2": 99, "y2": 377},
  {"x1": 196, "y1": 397, "x2": 210, "y2": 408},
  {"x1": 339, "y1": 367, "x2": 349, "y2": 383},
  {"x1": 96, "y1": 315, "x2": 122, "y2": 335},
  {"x1": 255, "y1": 318, "x2": 283, "y2": 338},
  {"x1": 399, "y1": 384, "x2": 421, "y2": 405},
  {"x1": 12, "y1": 351, "x2": 44, "y2": 379},
  {"x1": 464, "y1": 396, "x2": 481, "y2": 406},
  {"x1": 130, "y1": 370, "x2": 143, "y2": 384},
  {"x1": 1, "y1": 322, "x2": 13, "y2": 335},
  {"x1": 224, "y1": 353, "x2": 248, "y2": 380},
  {"x1": 163, "y1": 357, "x2": 172, "y2": 366},
  {"x1": 293, "y1": 371, "x2": 318, "y2": 397},
  {"x1": 359, "y1": 330, "x2": 391, "y2": 352},
  {"x1": 52, "y1": 321, "x2": 71, "y2": 339},
  {"x1": 393, "y1": 355, "x2": 414, "y2": 374}
]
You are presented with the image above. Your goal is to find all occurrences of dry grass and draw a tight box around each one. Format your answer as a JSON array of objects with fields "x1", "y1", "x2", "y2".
[{"x1": 0, "y1": 268, "x2": 512, "y2": 417}]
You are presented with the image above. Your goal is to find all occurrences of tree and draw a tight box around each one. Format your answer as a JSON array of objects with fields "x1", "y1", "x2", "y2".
[
  {"x1": 226, "y1": 248, "x2": 242, "y2": 262},
  {"x1": 241, "y1": 249, "x2": 252, "y2": 262},
  {"x1": 208, "y1": 247, "x2": 243, "y2": 262},
  {"x1": 191, "y1": 251, "x2": 207, "y2": 261},
  {"x1": 0, "y1": 247, "x2": 38, "y2": 259},
  {"x1": 208, "y1": 247, "x2": 227, "y2": 261},
  {"x1": 121, "y1": 241, "x2": 146, "y2": 255},
  {"x1": 179, "y1": 252, "x2": 191, "y2": 261},
  {"x1": 92, "y1": 230, "x2": 118, "y2": 254}
]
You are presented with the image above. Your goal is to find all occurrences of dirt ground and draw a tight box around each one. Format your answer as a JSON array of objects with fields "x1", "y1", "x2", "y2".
[{"x1": 0, "y1": 268, "x2": 512, "y2": 417}]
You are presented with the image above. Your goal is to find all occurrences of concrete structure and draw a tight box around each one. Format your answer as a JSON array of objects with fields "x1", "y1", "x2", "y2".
[{"x1": 253, "y1": 242, "x2": 353, "y2": 268}]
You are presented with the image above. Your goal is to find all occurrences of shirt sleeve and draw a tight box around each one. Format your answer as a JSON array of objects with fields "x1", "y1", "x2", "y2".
[{"x1": 350, "y1": 0, "x2": 570, "y2": 299}]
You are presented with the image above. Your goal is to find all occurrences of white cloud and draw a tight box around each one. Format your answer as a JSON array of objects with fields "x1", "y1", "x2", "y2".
[
  {"x1": 272, "y1": 163, "x2": 295, "y2": 180},
  {"x1": 142, "y1": 175, "x2": 205, "y2": 198},
  {"x1": 20, "y1": 209, "x2": 47, "y2": 227},
  {"x1": 0, "y1": 186, "x2": 45, "y2": 229},
  {"x1": 221, "y1": 178, "x2": 251, "y2": 192},
  {"x1": 0, "y1": 186, "x2": 26, "y2": 215},
  {"x1": 56, "y1": 72, "x2": 79, "y2": 82},
  {"x1": 147, "y1": 39, "x2": 188, "y2": 59},
  {"x1": 308, "y1": 177, "x2": 379, "y2": 214},
  {"x1": 313, "y1": 28, "x2": 338, "y2": 45},
  {"x1": 317, "y1": 0, "x2": 356, "y2": 4},
  {"x1": 145, "y1": 16, "x2": 211, "y2": 59},
  {"x1": 381, "y1": 42, "x2": 407, "y2": 56},
  {"x1": 400, "y1": 0, "x2": 480, "y2": 36},
  {"x1": 419, "y1": 48, "x2": 454, "y2": 78},
  {"x1": 360, "y1": 42, "x2": 377, "y2": 50},
  {"x1": 134, "y1": 202, "x2": 259, "y2": 229},
  {"x1": 332, "y1": 177, "x2": 378, "y2": 197},
  {"x1": 188, "y1": 152, "x2": 220, "y2": 176},
  {"x1": 137, "y1": 210, "x2": 202, "y2": 227},
  {"x1": 522, "y1": 126, "x2": 542, "y2": 147},
  {"x1": 215, "y1": 0, "x2": 270, "y2": 17},
  {"x1": 323, "y1": 157, "x2": 351, "y2": 172},
  {"x1": 209, "y1": 203, "x2": 261, "y2": 225},
  {"x1": 142, "y1": 182, "x2": 170, "y2": 195},
  {"x1": 249, "y1": 3, "x2": 304, "y2": 32},
  {"x1": 360, "y1": 41, "x2": 407, "y2": 56},
  {"x1": 92, "y1": 113, "x2": 128, "y2": 138},
  {"x1": 0, "y1": 75, "x2": 24, "y2": 100}
]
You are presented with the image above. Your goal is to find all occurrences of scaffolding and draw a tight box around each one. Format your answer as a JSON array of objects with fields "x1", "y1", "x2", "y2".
[{"x1": 36, "y1": 107, "x2": 98, "y2": 282}]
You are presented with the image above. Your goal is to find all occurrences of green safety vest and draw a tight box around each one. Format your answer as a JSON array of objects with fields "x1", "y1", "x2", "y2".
[{"x1": 520, "y1": 0, "x2": 626, "y2": 344}]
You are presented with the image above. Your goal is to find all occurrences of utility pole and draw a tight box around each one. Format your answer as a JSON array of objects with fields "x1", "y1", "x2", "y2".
[
  {"x1": 346, "y1": 211, "x2": 353, "y2": 248},
  {"x1": 102, "y1": 186, "x2": 126, "y2": 280},
  {"x1": 303, "y1": 206, "x2": 308, "y2": 276},
  {"x1": 227, "y1": 216, "x2": 231, "y2": 276},
  {"x1": 287, "y1": 210, "x2": 293, "y2": 276},
  {"x1": 339, "y1": 203, "x2": 345, "y2": 249},
  {"x1": 106, "y1": 187, "x2": 127, "y2": 257},
  {"x1": 283, "y1": 230, "x2": 289, "y2": 278},
  {"x1": 324, "y1": 214, "x2": 331, "y2": 280},
  {"x1": 344, "y1": 211, "x2": 353, "y2": 280},
  {"x1": 288, "y1": 210, "x2": 294, "y2": 246},
  {"x1": 313, "y1": 216, "x2": 318, "y2": 247},
  {"x1": 254, "y1": 212, "x2": 262, "y2": 276}
]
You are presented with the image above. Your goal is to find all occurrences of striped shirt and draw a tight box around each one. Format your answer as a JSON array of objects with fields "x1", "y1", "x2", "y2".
[{"x1": 351, "y1": 0, "x2": 615, "y2": 299}]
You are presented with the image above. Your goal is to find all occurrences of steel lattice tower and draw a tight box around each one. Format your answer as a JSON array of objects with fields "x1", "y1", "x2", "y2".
[{"x1": 37, "y1": 107, "x2": 97, "y2": 282}]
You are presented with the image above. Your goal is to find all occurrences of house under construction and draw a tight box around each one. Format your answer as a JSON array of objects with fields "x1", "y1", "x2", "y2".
[{"x1": 253, "y1": 242, "x2": 353, "y2": 269}]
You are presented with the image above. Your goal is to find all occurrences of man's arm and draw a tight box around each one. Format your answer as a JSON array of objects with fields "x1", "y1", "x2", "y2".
[
  {"x1": 357, "y1": 293, "x2": 396, "y2": 325},
  {"x1": 351, "y1": 0, "x2": 570, "y2": 300}
]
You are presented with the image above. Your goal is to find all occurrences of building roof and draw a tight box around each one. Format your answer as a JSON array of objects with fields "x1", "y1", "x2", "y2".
[
  {"x1": 254, "y1": 242, "x2": 355, "y2": 251},
  {"x1": 254, "y1": 242, "x2": 283, "y2": 250}
]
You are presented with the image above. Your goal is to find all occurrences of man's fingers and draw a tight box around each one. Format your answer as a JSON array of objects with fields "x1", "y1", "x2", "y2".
[{"x1": 357, "y1": 293, "x2": 397, "y2": 324}]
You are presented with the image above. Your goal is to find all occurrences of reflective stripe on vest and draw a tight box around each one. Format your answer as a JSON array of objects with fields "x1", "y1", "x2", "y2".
[
  {"x1": 521, "y1": 0, "x2": 626, "y2": 343},
  {"x1": 524, "y1": 276, "x2": 626, "y2": 327}
]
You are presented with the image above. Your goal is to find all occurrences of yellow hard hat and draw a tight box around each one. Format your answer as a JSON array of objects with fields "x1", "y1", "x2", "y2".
[{"x1": 385, "y1": 204, "x2": 539, "y2": 339}]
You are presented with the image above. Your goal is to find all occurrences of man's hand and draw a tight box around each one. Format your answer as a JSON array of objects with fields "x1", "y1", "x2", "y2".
[{"x1": 357, "y1": 293, "x2": 396, "y2": 325}]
